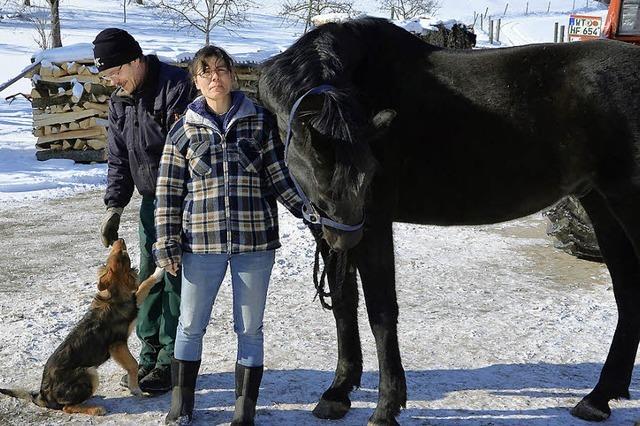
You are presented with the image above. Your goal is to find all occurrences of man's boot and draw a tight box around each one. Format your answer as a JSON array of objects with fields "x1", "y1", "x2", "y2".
[
  {"x1": 165, "y1": 358, "x2": 201, "y2": 425},
  {"x1": 231, "y1": 363, "x2": 264, "y2": 426}
]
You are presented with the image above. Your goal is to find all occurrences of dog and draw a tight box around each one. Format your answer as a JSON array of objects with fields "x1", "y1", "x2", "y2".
[{"x1": 0, "y1": 238, "x2": 165, "y2": 415}]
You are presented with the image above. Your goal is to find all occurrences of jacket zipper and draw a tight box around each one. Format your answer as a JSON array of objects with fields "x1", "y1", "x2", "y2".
[
  {"x1": 204, "y1": 111, "x2": 244, "y2": 255},
  {"x1": 220, "y1": 131, "x2": 232, "y2": 254}
]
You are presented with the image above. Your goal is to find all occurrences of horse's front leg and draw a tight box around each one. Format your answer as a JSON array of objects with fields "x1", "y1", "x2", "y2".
[
  {"x1": 355, "y1": 221, "x2": 406, "y2": 426},
  {"x1": 312, "y1": 242, "x2": 363, "y2": 420}
]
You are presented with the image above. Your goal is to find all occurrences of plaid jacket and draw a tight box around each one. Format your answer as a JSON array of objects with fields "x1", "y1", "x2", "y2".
[{"x1": 153, "y1": 93, "x2": 303, "y2": 267}]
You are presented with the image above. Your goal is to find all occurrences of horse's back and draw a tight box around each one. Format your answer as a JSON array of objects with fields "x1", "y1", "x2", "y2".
[{"x1": 386, "y1": 40, "x2": 640, "y2": 225}]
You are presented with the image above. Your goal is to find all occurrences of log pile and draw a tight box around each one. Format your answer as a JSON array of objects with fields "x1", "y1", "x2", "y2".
[{"x1": 28, "y1": 59, "x2": 113, "y2": 162}]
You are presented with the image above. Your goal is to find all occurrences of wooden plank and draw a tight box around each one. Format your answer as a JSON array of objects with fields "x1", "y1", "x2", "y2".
[
  {"x1": 82, "y1": 101, "x2": 108, "y2": 113},
  {"x1": 37, "y1": 74, "x2": 103, "y2": 84},
  {"x1": 83, "y1": 82, "x2": 113, "y2": 96},
  {"x1": 36, "y1": 148, "x2": 107, "y2": 163},
  {"x1": 86, "y1": 138, "x2": 107, "y2": 150},
  {"x1": 36, "y1": 126, "x2": 106, "y2": 145},
  {"x1": 0, "y1": 61, "x2": 41, "y2": 93},
  {"x1": 32, "y1": 94, "x2": 91, "y2": 108},
  {"x1": 52, "y1": 65, "x2": 67, "y2": 78},
  {"x1": 30, "y1": 88, "x2": 43, "y2": 99},
  {"x1": 65, "y1": 62, "x2": 79, "y2": 74},
  {"x1": 33, "y1": 108, "x2": 102, "y2": 127},
  {"x1": 73, "y1": 139, "x2": 86, "y2": 150}
]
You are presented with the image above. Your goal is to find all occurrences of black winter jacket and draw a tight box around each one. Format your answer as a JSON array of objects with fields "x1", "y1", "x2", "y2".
[{"x1": 104, "y1": 55, "x2": 195, "y2": 209}]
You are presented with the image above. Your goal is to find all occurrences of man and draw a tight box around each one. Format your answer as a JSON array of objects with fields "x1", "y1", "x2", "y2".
[{"x1": 93, "y1": 28, "x2": 195, "y2": 393}]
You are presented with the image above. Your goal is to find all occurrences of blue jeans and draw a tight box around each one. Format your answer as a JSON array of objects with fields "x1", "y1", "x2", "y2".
[{"x1": 174, "y1": 250, "x2": 275, "y2": 367}]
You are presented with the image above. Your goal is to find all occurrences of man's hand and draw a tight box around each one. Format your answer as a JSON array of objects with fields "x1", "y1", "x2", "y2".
[{"x1": 100, "y1": 207, "x2": 123, "y2": 247}]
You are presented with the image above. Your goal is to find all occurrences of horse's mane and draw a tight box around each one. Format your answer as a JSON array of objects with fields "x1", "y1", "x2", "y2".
[{"x1": 260, "y1": 17, "x2": 407, "y2": 200}]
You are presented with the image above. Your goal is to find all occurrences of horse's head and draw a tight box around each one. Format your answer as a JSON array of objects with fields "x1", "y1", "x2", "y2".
[
  {"x1": 257, "y1": 19, "x2": 396, "y2": 251},
  {"x1": 282, "y1": 86, "x2": 395, "y2": 251}
]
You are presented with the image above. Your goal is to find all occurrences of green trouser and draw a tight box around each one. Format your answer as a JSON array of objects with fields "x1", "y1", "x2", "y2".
[{"x1": 137, "y1": 195, "x2": 181, "y2": 370}]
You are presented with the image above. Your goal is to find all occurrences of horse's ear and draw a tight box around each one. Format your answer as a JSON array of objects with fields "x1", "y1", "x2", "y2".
[{"x1": 372, "y1": 109, "x2": 396, "y2": 130}]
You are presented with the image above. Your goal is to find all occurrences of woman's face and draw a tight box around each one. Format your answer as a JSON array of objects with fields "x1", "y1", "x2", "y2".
[{"x1": 194, "y1": 56, "x2": 233, "y2": 103}]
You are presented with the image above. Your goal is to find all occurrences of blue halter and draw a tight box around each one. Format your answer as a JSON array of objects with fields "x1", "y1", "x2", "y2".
[{"x1": 284, "y1": 85, "x2": 365, "y2": 232}]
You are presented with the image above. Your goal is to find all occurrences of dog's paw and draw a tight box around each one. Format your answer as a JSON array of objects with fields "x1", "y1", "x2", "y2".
[
  {"x1": 130, "y1": 386, "x2": 143, "y2": 396},
  {"x1": 151, "y1": 267, "x2": 165, "y2": 283},
  {"x1": 90, "y1": 406, "x2": 106, "y2": 416}
]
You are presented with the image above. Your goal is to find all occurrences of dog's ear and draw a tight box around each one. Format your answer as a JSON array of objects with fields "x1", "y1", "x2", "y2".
[{"x1": 97, "y1": 266, "x2": 111, "y2": 291}]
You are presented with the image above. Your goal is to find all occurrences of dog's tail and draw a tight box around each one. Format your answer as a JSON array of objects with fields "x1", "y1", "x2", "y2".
[{"x1": 0, "y1": 388, "x2": 46, "y2": 406}]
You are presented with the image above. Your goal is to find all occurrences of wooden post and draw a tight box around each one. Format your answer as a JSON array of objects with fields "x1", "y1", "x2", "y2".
[
  {"x1": 572, "y1": 0, "x2": 576, "y2": 11},
  {"x1": 497, "y1": 19, "x2": 501, "y2": 42},
  {"x1": 554, "y1": 22, "x2": 559, "y2": 42},
  {"x1": 480, "y1": 13, "x2": 484, "y2": 31},
  {"x1": 503, "y1": 3, "x2": 509, "y2": 16},
  {"x1": 559, "y1": 25, "x2": 565, "y2": 42},
  {"x1": 489, "y1": 19, "x2": 494, "y2": 44},
  {"x1": 547, "y1": 1, "x2": 551, "y2": 13},
  {"x1": 525, "y1": 2, "x2": 529, "y2": 15}
]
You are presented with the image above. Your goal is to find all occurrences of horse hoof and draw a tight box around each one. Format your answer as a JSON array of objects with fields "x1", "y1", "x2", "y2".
[
  {"x1": 367, "y1": 418, "x2": 400, "y2": 426},
  {"x1": 570, "y1": 399, "x2": 610, "y2": 422},
  {"x1": 312, "y1": 397, "x2": 351, "y2": 419}
]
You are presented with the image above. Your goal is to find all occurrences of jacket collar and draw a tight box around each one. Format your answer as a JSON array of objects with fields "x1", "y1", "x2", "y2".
[{"x1": 185, "y1": 91, "x2": 256, "y2": 132}]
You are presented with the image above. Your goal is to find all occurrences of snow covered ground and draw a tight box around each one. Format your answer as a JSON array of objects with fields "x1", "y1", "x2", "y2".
[{"x1": 1, "y1": 0, "x2": 638, "y2": 425}]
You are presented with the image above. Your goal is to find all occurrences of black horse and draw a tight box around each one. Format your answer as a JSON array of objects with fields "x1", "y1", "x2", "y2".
[{"x1": 258, "y1": 17, "x2": 640, "y2": 425}]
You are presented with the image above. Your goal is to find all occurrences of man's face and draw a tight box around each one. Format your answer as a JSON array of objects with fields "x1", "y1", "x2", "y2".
[{"x1": 101, "y1": 58, "x2": 145, "y2": 94}]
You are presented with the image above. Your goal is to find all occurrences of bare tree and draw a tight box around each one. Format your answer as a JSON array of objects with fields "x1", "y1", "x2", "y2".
[
  {"x1": 30, "y1": 9, "x2": 52, "y2": 48},
  {"x1": 4, "y1": 0, "x2": 58, "y2": 48},
  {"x1": 151, "y1": 0, "x2": 253, "y2": 45},
  {"x1": 46, "y1": 0, "x2": 60, "y2": 47},
  {"x1": 379, "y1": 0, "x2": 440, "y2": 20},
  {"x1": 280, "y1": 0, "x2": 355, "y2": 33}
]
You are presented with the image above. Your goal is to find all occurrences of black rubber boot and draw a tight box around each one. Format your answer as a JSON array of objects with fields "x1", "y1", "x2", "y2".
[
  {"x1": 165, "y1": 358, "x2": 201, "y2": 425},
  {"x1": 231, "y1": 363, "x2": 264, "y2": 426}
]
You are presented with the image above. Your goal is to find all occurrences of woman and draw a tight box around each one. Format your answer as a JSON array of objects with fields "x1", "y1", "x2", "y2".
[{"x1": 153, "y1": 45, "x2": 303, "y2": 425}]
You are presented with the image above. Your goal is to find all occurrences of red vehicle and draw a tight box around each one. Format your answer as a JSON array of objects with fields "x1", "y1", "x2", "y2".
[{"x1": 603, "y1": 0, "x2": 640, "y2": 44}]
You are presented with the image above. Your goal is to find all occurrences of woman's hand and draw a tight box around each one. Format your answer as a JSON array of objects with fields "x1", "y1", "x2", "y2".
[{"x1": 164, "y1": 262, "x2": 180, "y2": 277}]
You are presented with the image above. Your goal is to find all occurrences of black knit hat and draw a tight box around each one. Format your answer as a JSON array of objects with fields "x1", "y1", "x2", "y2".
[{"x1": 92, "y1": 28, "x2": 143, "y2": 72}]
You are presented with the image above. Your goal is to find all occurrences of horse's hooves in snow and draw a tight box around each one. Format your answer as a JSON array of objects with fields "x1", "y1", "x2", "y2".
[
  {"x1": 570, "y1": 398, "x2": 610, "y2": 422},
  {"x1": 312, "y1": 396, "x2": 350, "y2": 419},
  {"x1": 367, "y1": 416, "x2": 400, "y2": 426}
]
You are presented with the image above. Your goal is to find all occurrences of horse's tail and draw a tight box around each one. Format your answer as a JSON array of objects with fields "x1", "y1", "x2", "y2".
[{"x1": 0, "y1": 388, "x2": 44, "y2": 406}]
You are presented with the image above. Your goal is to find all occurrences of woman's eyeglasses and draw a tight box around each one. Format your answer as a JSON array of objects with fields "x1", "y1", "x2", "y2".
[{"x1": 197, "y1": 67, "x2": 230, "y2": 80}]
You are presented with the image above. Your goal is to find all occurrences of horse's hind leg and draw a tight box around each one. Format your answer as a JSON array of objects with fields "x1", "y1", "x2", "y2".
[
  {"x1": 355, "y1": 220, "x2": 406, "y2": 426},
  {"x1": 313, "y1": 245, "x2": 363, "y2": 420},
  {"x1": 572, "y1": 189, "x2": 640, "y2": 421}
]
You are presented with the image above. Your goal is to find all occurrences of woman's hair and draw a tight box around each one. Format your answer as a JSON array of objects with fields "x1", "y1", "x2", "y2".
[{"x1": 189, "y1": 45, "x2": 235, "y2": 79}]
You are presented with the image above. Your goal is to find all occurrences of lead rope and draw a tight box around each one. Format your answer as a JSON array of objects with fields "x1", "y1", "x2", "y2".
[
  {"x1": 313, "y1": 243, "x2": 349, "y2": 310},
  {"x1": 313, "y1": 243, "x2": 333, "y2": 309}
]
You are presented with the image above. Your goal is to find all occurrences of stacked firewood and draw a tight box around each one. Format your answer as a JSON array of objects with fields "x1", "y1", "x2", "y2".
[{"x1": 28, "y1": 59, "x2": 114, "y2": 162}]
